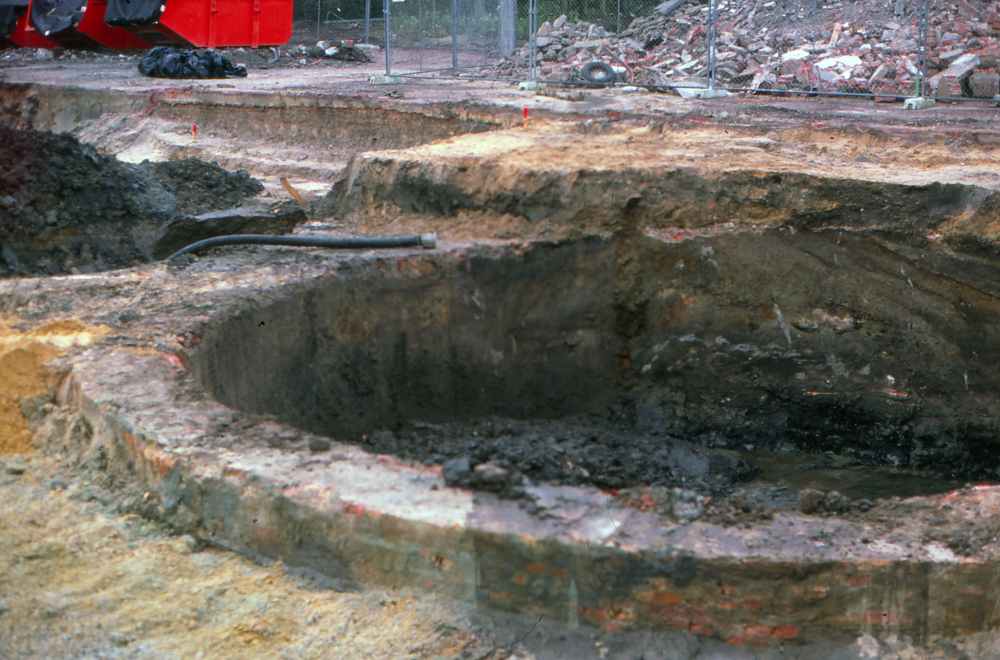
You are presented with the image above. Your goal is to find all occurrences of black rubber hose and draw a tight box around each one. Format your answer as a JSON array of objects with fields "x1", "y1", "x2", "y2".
[{"x1": 166, "y1": 232, "x2": 437, "y2": 260}]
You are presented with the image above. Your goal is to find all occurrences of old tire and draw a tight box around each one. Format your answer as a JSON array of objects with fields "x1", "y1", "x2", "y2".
[{"x1": 581, "y1": 60, "x2": 617, "y2": 85}]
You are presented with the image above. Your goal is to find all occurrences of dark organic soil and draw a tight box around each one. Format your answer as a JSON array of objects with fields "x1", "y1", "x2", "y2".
[
  {"x1": 137, "y1": 159, "x2": 264, "y2": 217},
  {"x1": 0, "y1": 127, "x2": 161, "y2": 240},
  {"x1": 358, "y1": 412, "x2": 761, "y2": 498},
  {"x1": 0, "y1": 128, "x2": 263, "y2": 275}
]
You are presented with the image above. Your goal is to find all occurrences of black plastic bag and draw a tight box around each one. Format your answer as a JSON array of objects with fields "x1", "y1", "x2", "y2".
[
  {"x1": 138, "y1": 47, "x2": 248, "y2": 79},
  {"x1": 105, "y1": 0, "x2": 161, "y2": 27},
  {"x1": 0, "y1": 0, "x2": 27, "y2": 39},
  {"x1": 29, "y1": 0, "x2": 84, "y2": 36}
]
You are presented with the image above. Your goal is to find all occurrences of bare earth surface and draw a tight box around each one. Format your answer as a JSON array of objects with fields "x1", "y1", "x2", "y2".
[
  {"x1": 6, "y1": 45, "x2": 1000, "y2": 659},
  {"x1": 0, "y1": 452, "x2": 511, "y2": 660}
]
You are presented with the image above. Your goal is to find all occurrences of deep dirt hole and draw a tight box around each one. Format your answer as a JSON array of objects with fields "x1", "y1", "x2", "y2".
[
  {"x1": 191, "y1": 235, "x2": 1000, "y2": 506},
  {"x1": 6, "y1": 119, "x2": 1000, "y2": 511}
]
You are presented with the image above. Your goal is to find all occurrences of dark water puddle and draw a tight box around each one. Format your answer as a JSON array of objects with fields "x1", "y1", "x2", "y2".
[{"x1": 733, "y1": 449, "x2": 970, "y2": 501}]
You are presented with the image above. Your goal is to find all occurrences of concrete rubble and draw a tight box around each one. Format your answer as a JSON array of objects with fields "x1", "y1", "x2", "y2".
[
  {"x1": 501, "y1": 0, "x2": 1000, "y2": 98},
  {"x1": 292, "y1": 40, "x2": 375, "y2": 63}
]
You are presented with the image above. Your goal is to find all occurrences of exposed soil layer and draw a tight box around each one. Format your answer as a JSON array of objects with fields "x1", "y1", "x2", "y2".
[
  {"x1": 319, "y1": 122, "x2": 1000, "y2": 240},
  {"x1": 11, "y1": 449, "x2": 985, "y2": 660},
  {"x1": 9, "y1": 234, "x2": 1000, "y2": 651},
  {"x1": 0, "y1": 318, "x2": 106, "y2": 456},
  {"x1": 0, "y1": 128, "x2": 264, "y2": 276},
  {"x1": 9, "y1": 69, "x2": 1000, "y2": 654}
]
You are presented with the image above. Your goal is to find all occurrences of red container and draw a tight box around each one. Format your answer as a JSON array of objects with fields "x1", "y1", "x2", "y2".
[{"x1": 124, "y1": 0, "x2": 292, "y2": 49}]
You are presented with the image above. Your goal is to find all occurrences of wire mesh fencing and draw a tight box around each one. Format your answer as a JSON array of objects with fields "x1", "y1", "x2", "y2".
[
  {"x1": 302, "y1": 0, "x2": 1000, "y2": 102},
  {"x1": 372, "y1": 0, "x2": 517, "y2": 73},
  {"x1": 312, "y1": 0, "x2": 380, "y2": 45}
]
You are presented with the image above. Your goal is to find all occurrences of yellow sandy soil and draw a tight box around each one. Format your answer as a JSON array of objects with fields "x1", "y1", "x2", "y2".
[{"x1": 0, "y1": 318, "x2": 108, "y2": 456}]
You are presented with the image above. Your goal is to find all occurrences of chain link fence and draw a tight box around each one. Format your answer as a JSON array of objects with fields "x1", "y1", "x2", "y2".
[{"x1": 302, "y1": 0, "x2": 999, "y2": 101}]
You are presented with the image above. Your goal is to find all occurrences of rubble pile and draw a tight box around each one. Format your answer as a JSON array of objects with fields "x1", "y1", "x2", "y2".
[
  {"x1": 290, "y1": 39, "x2": 375, "y2": 62},
  {"x1": 500, "y1": 0, "x2": 1000, "y2": 98}
]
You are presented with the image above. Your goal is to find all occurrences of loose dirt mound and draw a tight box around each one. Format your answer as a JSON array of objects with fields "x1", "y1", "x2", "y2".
[
  {"x1": 0, "y1": 128, "x2": 157, "y2": 239},
  {"x1": 137, "y1": 158, "x2": 264, "y2": 217},
  {"x1": 0, "y1": 128, "x2": 263, "y2": 275}
]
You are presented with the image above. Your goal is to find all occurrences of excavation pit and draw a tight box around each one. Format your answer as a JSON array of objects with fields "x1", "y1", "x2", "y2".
[
  {"x1": 7, "y1": 76, "x2": 1000, "y2": 654},
  {"x1": 14, "y1": 231, "x2": 1000, "y2": 651},
  {"x1": 190, "y1": 236, "x2": 982, "y2": 505}
]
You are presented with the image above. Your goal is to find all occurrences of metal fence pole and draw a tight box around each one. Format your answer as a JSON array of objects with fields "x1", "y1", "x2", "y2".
[
  {"x1": 812, "y1": 0, "x2": 817, "y2": 92},
  {"x1": 317, "y1": 0, "x2": 321, "y2": 42},
  {"x1": 616, "y1": 0, "x2": 620, "y2": 36},
  {"x1": 452, "y1": 0, "x2": 458, "y2": 70},
  {"x1": 384, "y1": 0, "x2": 392, "y2": 75},
  {"x1": 418, "y1": 0, "x2": 424, "y2": 72},
  {"x1": 529, "y1": 0, "x2": 537, "y2": 81},
  {"x1": 707, "y1": 0, "x2": 717, "y2": 89},
  {"x1": 500, "y1": 0, "x2": 515, "y2": 57},
  {"x1": 918, "y1": 0, "x2": 928, "y2": 96},
  {"x1": 365, "y1": 0, "x2": 371, "y2": 43}
]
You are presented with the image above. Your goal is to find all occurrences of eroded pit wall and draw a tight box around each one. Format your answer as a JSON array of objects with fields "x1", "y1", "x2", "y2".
[
  {"x1": 0, "y1": 84, "x2": 505, "y2": 152},
  {"x1": 191, "y1": 240, "x2": 622, "y2": 439},
  {"x1": 191, "y1": 227, "x2": 1000, "y2": 480}
]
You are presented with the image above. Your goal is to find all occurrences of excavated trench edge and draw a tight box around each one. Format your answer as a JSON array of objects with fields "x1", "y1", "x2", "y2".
[
  {"x1": 17, "y1": 238, "x2": 999, "y2": 648},
  {"x1": 5, "y1": 82, "x2": 1000, "y2": 644}
]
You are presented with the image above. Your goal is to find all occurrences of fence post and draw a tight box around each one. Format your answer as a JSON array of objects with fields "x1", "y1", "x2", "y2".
[
  {"x1": 365, "y1": 0, "x2": 371, "y2": 43},
  {"x1": 812, "y1": 0, "x2": 817, "y2": 91},
  {"x1": 918, "y1": 0, "x2": 928, "y2": 96},
  {"x1": 317, "y1": 0, "x2": 321, "y2": 42},
  {"x1": 528, "y1": 0, "x2": 537, "y2": 81},
  {"x1": 616, "y1": 0, "x2": 620, "y2": 36},
  {"x1": 707, "y1": 0, "x2": 717, "y2": 89},
  {"x1": 500, "y1": 0, "x2": 515, "y2": 57},
  {"x1": 384, "y1": 0, "x2": 392, "y2": 75},
  {"x1": 451, "y1": 0, "x2": 458, "y2": 70}
]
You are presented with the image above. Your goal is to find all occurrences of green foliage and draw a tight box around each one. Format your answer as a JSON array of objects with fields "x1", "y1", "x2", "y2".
[
  {"x1": 294, "y1": 0, "x2": 382, "y2": 22},
  {"x1": 391, "y1": 7, "x2": 500, "y2": 43},
  {"x1": 516, "y1": 0, "x2": 663, "y2": 33}
]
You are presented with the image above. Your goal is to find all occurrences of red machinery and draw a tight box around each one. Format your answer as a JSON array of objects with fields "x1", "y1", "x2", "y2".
[
  {"x1": 44, "y1": 0, "x2": 151, "y2": 50},
  {"x1": 1, "y1": 0, "x2": 289, "y2": 50},
  {"x1": 3, "y1": 11, "x2": 58, "y2": 48},
  {"x1": 72, "y1": 0, "x2": 151, "y2": 49},
  {"x1": 2, "y1": 0, "x2": 151, "y2": 50}
]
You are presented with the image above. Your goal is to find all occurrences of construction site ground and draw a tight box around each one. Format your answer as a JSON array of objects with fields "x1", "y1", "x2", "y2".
[{"x1": 6, "y1": 46, "x2": 1000, "y2": 660}]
